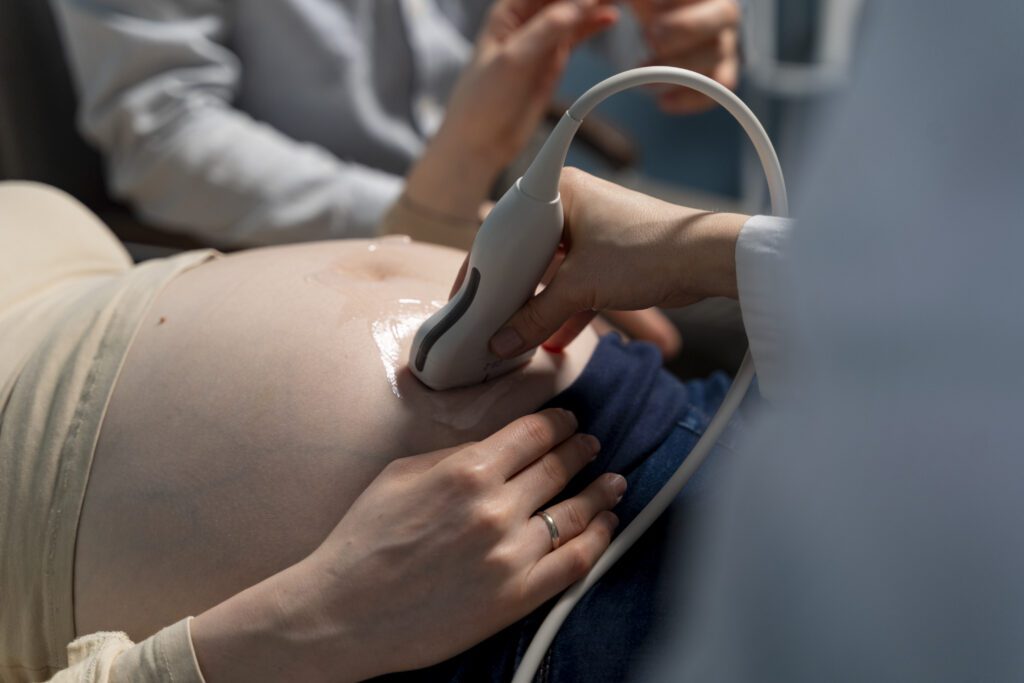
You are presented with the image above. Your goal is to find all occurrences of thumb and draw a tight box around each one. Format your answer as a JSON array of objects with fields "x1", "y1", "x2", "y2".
[{"x1": 490, "y1": 276, "x2": 585, "y2": 358}]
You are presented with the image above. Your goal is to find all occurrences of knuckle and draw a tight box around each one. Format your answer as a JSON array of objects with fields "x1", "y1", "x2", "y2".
[
  {"x1": 563, "y1": 501, "x2": 586, "y2": 535},
  {"x1": 572, "y1": 434, "x2": 595, "y2": 463},
  {"x1": 519, "y1": 302, "x2": 552, "y2": 339},
  {"x1": 539, "y1": 452, "x2": 568, "y2": 487},
  {"x1": 482, "y1": 546, "x2": 517, "y2": 575},
  {"x1": 449, "y1": 461, "x2": 492, "y2": 493},
  {"x1": 577, "y1": 282, "x2": 601, "y2": 313},
  {"x1": 605, "y1": 482, "x2": 622, "y2": 507},
  {"x1": 490, "y1": 47, "x2": 516, "y2": 71},
  {"x1": 596, "y1": 512, "x2": 617, "y2": 542},
  {"x1": 519, "y1": 413, "x2": 555, "y2": 448},
  {"x1": 382, "y1": 457, "x2": 410, "y2": 478},
  {"x1": 472, "y1": 502, "x2": 509, "y2": 535},
  {"x1": 566, "y1": 546, "x2": 594, "y2": 581}
]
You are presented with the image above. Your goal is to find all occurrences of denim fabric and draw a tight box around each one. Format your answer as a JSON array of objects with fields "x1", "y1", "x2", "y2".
[{"x1": 373, "y1": 335, "x2": 740, "y2": 682}]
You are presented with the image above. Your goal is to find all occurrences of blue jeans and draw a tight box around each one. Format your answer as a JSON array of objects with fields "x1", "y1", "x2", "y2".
[{"x1": 374, "y1": 337, "x2": 741, "y2": 682}]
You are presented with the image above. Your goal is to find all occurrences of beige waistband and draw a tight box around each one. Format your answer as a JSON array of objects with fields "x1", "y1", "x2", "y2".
[{"x1": 0, "y1": 182, "x2": 218, "y2": 677}]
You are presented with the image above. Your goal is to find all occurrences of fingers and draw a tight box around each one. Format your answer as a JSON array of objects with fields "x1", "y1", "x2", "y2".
[
  {"x1": 507, "y1": 0, "x2": 617, "y2": 61},
  {"x1": 508, "y1": 431, "x2": 602, "y2": 509},
  {"x1": 570, "y1": 4, "x2": 621, "y2": 46},
  {"x1": 540, "y1": 247, "x2": 567, "y2": 287},
  {"x1": 523, "y1": 472, "x2": 626, "y2": 558},
  {"x1": 646, "y1": 0, "x2": 740, "y2": 59},
  {"x1": 654, "y1": 30, "x2": 739, "y2": 113},
  {"x1": 457, "y1": 408, "x2": 580, "y2": 481},
  {"x1": 542, "y1": 310, "x2": 598, "y2": 353},
  {"x1": 490, "y1": 273, "x2": 587, "y2": 358},
  {"x1": 524, "y1": 510, "x2": 619, "y2": 602},
  {"x1": 600, "y1": 308, "x2": 682, "y2": 359}
]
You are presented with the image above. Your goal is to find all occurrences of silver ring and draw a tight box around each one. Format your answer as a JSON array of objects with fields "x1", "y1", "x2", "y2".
[{"x1": 537, "y1": 510, "x2": 560, "y2": 551}]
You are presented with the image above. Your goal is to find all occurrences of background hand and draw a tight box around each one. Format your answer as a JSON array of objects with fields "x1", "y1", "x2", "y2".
[
  {"x1": 633, "y1": 0, "x2": 741, "y2": 113},
  {"x1": 403, "y1": 0, "x2": 619, "y2": 226},
  {"x1": 595, "y1": 308, "x2": 682, "y2": 359}
]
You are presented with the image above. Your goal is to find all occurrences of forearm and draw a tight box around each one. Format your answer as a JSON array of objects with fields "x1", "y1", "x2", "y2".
[
  {"x1": 190, "y1": 559, "x2": 369, "y2": 683},
  {"x1": 380, "y1": 117, "x2": 505, "y2": 250},
  {"x1": 404, "y1": 131, "x2": 502, "y2": 226}
]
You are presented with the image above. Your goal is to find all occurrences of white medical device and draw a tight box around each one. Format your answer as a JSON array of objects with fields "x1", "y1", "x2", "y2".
[{"x1": 408, "y1": 67, "x2": 788, "y2": 683}]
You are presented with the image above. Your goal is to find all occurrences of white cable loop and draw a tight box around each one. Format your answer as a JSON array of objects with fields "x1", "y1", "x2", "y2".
[{"x1": 511, "y1": 67, "x2": 788, "y2": 683}]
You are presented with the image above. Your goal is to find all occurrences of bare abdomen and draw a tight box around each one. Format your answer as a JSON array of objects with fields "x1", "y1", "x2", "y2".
[{"x1": 74, "y1": 239, "x2": 596, "y2": 639}]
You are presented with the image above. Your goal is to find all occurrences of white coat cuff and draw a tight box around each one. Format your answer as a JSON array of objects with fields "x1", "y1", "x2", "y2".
[{"x1": 735, "y1": 214, "x2": 796, "y2": 401}]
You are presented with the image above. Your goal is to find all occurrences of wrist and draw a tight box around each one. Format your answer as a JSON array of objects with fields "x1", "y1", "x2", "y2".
[
  {"x1": 190, "y1": 560, "x2": 367, "y2": 683},
  {"x1": 678, "y1": 211, "x2": 748, "y2": 301},
  {"x1": 405, "y1": 128, "x2": 504, "y2": 223}
]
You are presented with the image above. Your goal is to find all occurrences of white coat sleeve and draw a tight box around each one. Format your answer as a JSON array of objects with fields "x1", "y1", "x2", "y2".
[
  {"x1": 734, "y1": 214, "x2": 796, "y2": 401},
  {"x1": 50, "y1": 0, "x2": 403, "y2": 247}
]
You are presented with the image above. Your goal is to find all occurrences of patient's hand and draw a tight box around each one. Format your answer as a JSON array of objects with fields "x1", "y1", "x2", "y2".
[{"x1": 191, "y1": 409, "x2": 626, "y2": 682}]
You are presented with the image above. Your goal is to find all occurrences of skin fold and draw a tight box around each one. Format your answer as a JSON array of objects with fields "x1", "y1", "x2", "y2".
[{"x1": 73, "y1": 238, "x2": 596, "y2": 640}]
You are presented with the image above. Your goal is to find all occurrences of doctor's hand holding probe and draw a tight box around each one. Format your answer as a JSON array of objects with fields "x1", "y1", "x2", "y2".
[{"x1": 484, "y1": 168, "x2": 755, "y2": 360}]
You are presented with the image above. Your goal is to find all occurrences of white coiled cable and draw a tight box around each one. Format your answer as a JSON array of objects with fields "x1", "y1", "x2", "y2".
[{"x1": 511, "y1": 67, "x2": 789, "y2": 683}]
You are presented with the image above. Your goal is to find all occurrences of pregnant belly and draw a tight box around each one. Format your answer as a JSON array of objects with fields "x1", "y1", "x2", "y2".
[{"x1": 75, "y1": 238, "x2": 596, "y2": 639}]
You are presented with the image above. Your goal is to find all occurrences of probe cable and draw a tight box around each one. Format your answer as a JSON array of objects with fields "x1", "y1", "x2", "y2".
[{"x1": 511, "y1": 66, "x2": 789, "y2": 683}]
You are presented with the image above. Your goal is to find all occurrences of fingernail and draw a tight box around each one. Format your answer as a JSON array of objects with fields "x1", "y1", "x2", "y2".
[
  {"x1": 541, "y1": 341, "x2": 566, "y2": 354},
  {"x1": 607, "y1": 512, "x2": 620, "y2": 529},
  {"x1": 583, "y1": 434, "x2": 601, "y2": 455},
  {"x1": 561, "y1": 409, "x2": 578, "y2": 429},
  {"x1": 491, "y1": 327, "x2": 524, "y2": 358},
  {"x1": 608, "y1": 473, "x2": 627, "y2": 497}
]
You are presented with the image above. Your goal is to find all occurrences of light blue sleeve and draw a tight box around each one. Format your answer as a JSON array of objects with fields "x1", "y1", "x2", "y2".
[{"x1": 50, "y1": 0, "x2": 402, "y2": 246}]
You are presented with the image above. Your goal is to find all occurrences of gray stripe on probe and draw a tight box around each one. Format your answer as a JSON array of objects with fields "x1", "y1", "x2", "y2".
[{"x1": 414, "y1": 267, "x2": 481, "y2": 373}]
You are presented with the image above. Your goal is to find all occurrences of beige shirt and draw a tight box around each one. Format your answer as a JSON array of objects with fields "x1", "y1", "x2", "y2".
[{"x1": 0, "y1": 182, "x2": 213, "y2": 681}]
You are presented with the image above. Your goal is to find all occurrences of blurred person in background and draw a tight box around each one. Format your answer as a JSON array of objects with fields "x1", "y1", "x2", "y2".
[
  {"x1": 49, "y1": 0, "x2": 739, "y2": 248},
  {"x1": 50, "y1": 0, "x2": 740, "y2": 355}
]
